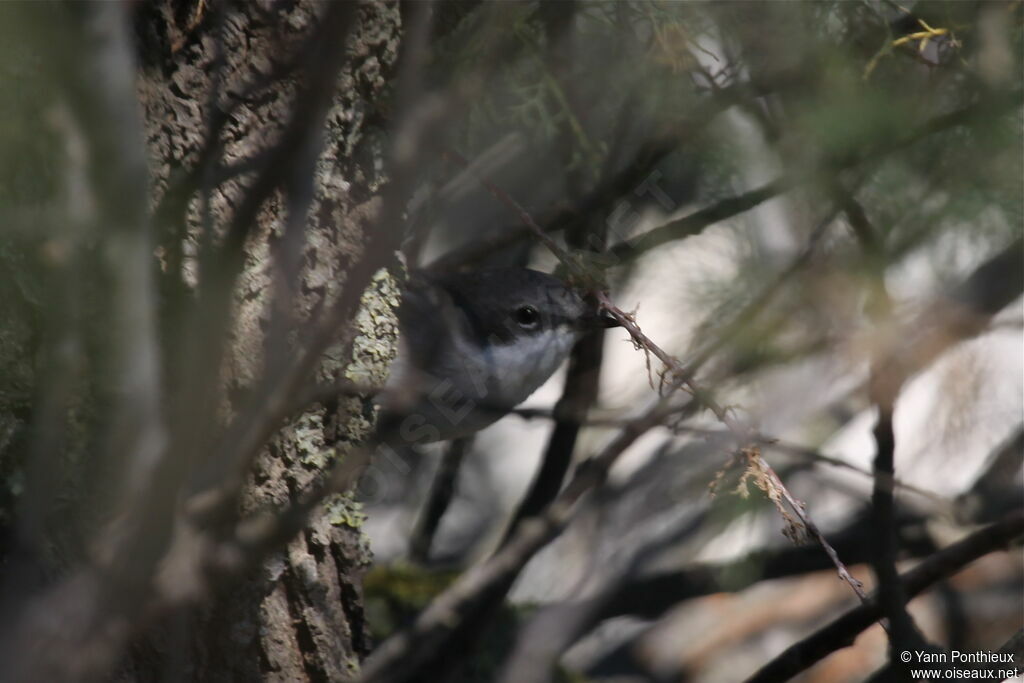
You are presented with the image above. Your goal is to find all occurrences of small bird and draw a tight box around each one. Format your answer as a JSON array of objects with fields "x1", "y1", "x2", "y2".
[{"x1": 376, "y1": 268, "x2": 618, "y2": 444}]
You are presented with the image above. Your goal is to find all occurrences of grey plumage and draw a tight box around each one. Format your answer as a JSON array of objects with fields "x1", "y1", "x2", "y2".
[{"x1": 376, "y1": 268, "x2": 603, "y2": 443}]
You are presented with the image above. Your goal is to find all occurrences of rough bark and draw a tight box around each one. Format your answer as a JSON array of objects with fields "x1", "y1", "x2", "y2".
[{"x1": 128, "y1": 2, "x2": 402, "y2": 680}]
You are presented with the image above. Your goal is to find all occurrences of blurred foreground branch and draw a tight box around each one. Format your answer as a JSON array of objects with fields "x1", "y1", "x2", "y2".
[
  {"x1": 746, "y1": 510, "x2": 1024, "y2": 683},
  {"x1": 360, "y1": 380, "x2": 689, "y2": 683}
]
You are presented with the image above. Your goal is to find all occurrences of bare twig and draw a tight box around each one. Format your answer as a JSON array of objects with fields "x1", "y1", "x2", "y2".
[
  {"x1": 841, "y1": 186, "x2": 931, "y2": 662},
  {"x1": 500, "y1": 143, "x2": 611, "y2": 545},
  {"x1": 445, "y1": 149, "x2": 873, "y2": 607},
  {"x1": 594, "y1": 290, "x2": 871, "y2": 602},
  {"x1": 360, "y1": 383, "x2": 688, "y2": 683},
  {"x1": 490, "y1": 3, "x2": 604, "y2": 552},
  {"x1": 495, "y1": 505, "x2": 941, "y2": 683},
  {"x1": 496, "y1": 509, "x2": 691, "y2": 683},
  {"x1": 16, "y1": 106, "x2": 88, "y2": 561},
  {"x1": 678, "y1": 427, "x2": 953, "y2": 508},
  {"x1": 606, "y1": 89, "x2": 1022, "y2": 266},
  {"x1": 1, "y1": 5, "x2": 425, "y2": 680},
  {"x1": 441, "y1": 149, "x2": 575, "y2": 267},
  {"x1": 684, "y1": 197, "x2": 848, "y2": 373},
  {"x1": 0, "y1": 4, "x2": 167, "y2": 679},
  {"x1": 957, "y1": 426, "x2": 1024, "y2": 524},
  {"x1": 366, "y1": 156, "x2": 867, "y2": 683},
  {"x1": 594, "y1": 510, "x2": 927, "y2": 623},
  {"x1": 745, "y1": 510, "x2": 1024, "y2": 683},
  {"x1": 425, "y1": 88, "x2": 738, "y2": 271},
  {"x1": 501, "y1": 329, "x2": 606, "y2": 545},
  {"x1": 409, "y1": 438, "x2": 472, "y2": 564}
]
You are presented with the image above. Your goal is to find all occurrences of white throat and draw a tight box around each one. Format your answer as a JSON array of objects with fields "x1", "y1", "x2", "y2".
[{"x1": 482, "y1": 327, "x2": 579, "y2": 407}]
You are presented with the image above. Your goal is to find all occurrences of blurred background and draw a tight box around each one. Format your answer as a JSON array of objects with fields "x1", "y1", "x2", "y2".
[
  {"x1": 359, "y1": 2, "x2": 1023, "y2": 681},
  {"x1": 0, "y1": 2, "x2": 1018, "y2": 682}
]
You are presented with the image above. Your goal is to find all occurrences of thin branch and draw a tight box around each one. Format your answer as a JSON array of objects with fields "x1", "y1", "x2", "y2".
[
  {"x1": 956, "y1": 426, "x2": 1024, "y2": 524},
  {"x1": 843, "y1": 184, "x2": 932, "y2": 665},
  {"x1": 0, "y1": 4, "x2": 167, "y2": 679},
  {"x1": 15, "y1": 105, "x2": 88, "y2": 561},
  {"x1": 606, "y1": 89, "x2": 1022, "y2": 266},
  {"x1": 678, "y1": 427, "x2": 953, "y2": 509},
  {"x1": 441, "y1": 151, "x2": 873, "y2": 608},
  {"x1": 409, "y1": 438, "x2": 472, "y2": 564},
  {"x1": 425, "y1": 89, "x2": 738, "y2": 271},
  {"x1": 500, "y1": 152, "x2": 610, "y2": 544},
  {"x1": 507, "y1": 416, "x2": 955, "y2": 509},
  {"x1": 441, "y1": 149, "x2": 575, "y2": 267},
  {"x1": 595, "y1": 511, "x2": 930, "y2": 623},
  {"x1": 360, "y1": 382, "x2": 688, "y2": 683},
  {"x1": 78, "y1": 2, "x2": 169, "y2": 570},
  {"x1": 992, "y1": 629, "x2": 1024, "y2": 674},
  {"x1": 745, "y1": 510, "x2": 1024, "y2": 683},
  {"x1": 501, "y1": 329, "x2": 606, "y2": 545},
  {"x1": 497, "y1": 507, "x2": 930, "y2": 683},
  {"x1": 684, "y1": 197, "x2": 848, "y2": 372},
  {"x1": 496, "y1": 508, "x2": 692, "y2": 683},
  {"x1": 607, "y1": 177, "x2": 792, "y2": 263},
  {"x1": 595, "y1": 291, "x2": 872, "y2": 603}
]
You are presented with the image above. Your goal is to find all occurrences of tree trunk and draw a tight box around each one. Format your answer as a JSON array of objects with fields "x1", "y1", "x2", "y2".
[{"x1": 127, "y1": 2, "x2": 401, "y2": 679}]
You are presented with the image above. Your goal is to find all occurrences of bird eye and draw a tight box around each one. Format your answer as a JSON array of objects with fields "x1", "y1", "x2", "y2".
[{"x1": 513, "y1": 305, "x2": 540, "y2": 329}]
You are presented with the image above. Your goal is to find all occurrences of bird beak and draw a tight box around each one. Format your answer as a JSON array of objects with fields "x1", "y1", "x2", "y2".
[
  {"x1": 599, "y1": 309, "x2": 622, "y2": 328},
  {"x1": 583, "y1": 309, "x2": 621, "y2": 330}
]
